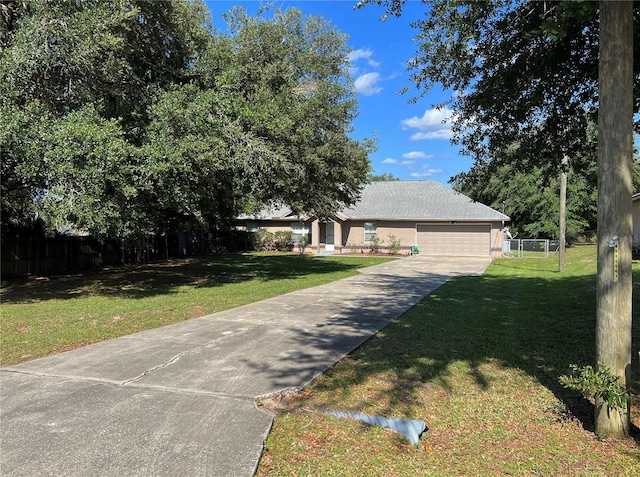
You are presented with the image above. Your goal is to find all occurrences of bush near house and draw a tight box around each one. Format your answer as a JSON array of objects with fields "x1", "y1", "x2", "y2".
[
  {"x1": 250, "y1": 230, "x2": 295, "y2": 252},
  {"x1": 250, "y1": 229, "x2": 276, "y2": 251},
  {"x1": 274, "y1": 231, "x2": 294, "y2": 252},
  {"x1": 369, "y1": 235, "x2": 383, "y2": 254},
  {"x1": 387, "y1": 234, "x2": 402, "y2": 255}
]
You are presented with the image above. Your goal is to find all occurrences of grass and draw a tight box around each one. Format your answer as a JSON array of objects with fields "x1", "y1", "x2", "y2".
[
  {"x1": 0, "y1": 253, "x2": 393, "y2": 366},
  {"x1": 4, "y1": 247, "x2": 640, "y2": 473},
  {"x1": 256, "y1": 246, "x2": 640, "y2": 476}
]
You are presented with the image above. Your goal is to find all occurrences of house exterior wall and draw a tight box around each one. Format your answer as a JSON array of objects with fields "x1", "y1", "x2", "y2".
[
  {"x1": 633, "y1": 199, "x2": 640, "y2": 251},
  {"x1": 250, "y1": 221, "x2": 291, "y2": 233},
  {"x1": 490, "y1": 224, "x2": 505, "y2": 257},
  {"x1": 332, "y1": 221, "x2": 342, "y2": 253},
  {"x1": 341, "y1": 220, "x2": 504, "y2": 257},
  {"x1": 341, "y1": 220, "x2": 416, "y2": 253},
  {"x1": 238, "y1": 218, "x2": 505, "y2": 257},
  {"x1": 311, "y1": 220, "x2": 320, "y2": 252}
]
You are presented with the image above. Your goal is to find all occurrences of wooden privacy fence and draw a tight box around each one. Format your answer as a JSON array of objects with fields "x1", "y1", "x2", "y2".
[
  {"x1": 1, "y1": 235, "x2": 122, "y2": 279},
  {"x1": 1, "y1": 229, "x2": 254, "y2": 279}
]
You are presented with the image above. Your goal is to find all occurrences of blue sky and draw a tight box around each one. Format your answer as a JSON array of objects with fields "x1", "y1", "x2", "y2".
[{"x1": 205, "y1": 0, "x2": 474, "y2": 185}]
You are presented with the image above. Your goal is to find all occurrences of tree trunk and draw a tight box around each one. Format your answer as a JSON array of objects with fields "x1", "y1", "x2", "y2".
[
  {"x1": 559, "y1": 155, "x2": 568, "y2": 273},
  {"x1": 596, "y1": 0, "x2": 633, "y2": 439}
]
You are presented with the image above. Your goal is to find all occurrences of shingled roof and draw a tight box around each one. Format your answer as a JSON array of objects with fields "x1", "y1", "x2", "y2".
[
  {"x1": 241, "y1": 181, "x2": 509, "y2": 222},
  {"x1": 341, "y1": 181, "x2": 509, "y2": 221}
]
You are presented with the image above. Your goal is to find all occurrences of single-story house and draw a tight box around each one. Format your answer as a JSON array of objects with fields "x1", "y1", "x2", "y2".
[{"x1": 238, "y1": 180, "x2": 510, "y2": 257}]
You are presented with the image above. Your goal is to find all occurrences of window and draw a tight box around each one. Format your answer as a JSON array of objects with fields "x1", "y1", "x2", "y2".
[
  {"x1": 364, "y1": 222, "x2": 377, "y2": 242},
  {"x1": 246, "y1": 221, "x2": 258, "y2": 232},
  {"x1": 291, "y1": 222, "x2": 310, "y2": 244}
]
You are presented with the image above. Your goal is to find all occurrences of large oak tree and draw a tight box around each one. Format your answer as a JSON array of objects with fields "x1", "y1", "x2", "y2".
[{"x1": 1, "y1": 1, "x2": 373, "y2": 241}]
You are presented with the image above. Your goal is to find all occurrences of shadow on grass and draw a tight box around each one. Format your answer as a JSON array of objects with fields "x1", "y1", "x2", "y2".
[
  {"x1": 246, "y1": 264, "x2": 640, "y2": 442},
  {"x1": 0, "y1": 253, "x2": 382, "y2": 304}
]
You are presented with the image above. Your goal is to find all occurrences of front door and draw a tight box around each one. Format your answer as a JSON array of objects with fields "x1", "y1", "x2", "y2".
[{"x1": 325, "y1": 222, "x2": 334, "y2": 252}]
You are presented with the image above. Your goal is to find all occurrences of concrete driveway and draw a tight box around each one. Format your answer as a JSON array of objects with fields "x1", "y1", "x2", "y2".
[{"x1": 0, "y1": 256, "x2": 491, "y2": 477}]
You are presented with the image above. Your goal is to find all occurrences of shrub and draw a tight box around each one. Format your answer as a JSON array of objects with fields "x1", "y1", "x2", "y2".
[
  {"x1": 370, "y1": 235, "x2": 383, "y2": 254},
  {"x1": 559, "y1": 363, "x2": 630, "y2": 413},
  {"x1": 388, "y1": 234, "x2": 402, "y2": 255},
  {"x1": 297, "y1": 234, "x2": 309, "y2": 254},
  {"x1": 251, "y1": 229, "x2": 276, "y2": 251},
  {"x1": 274, "y1": 231, "x2": 294, "y2": 252}
]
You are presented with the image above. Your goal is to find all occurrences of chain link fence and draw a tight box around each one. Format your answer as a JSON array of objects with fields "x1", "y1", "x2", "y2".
[{"x1": 503, "y1": 239, "x2": 550, "y2": 258}]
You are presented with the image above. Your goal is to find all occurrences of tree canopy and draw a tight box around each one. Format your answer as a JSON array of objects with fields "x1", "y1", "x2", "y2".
[
  {"x1": 1, "y1": 1, "x2": 373, "y2": 240},
  {"x1": 451, "y1": 156, "x2": 598, "y2": 241},
  {"x1": 361, "y1": 0, "x2": 640, "y2": 237},
  {"x1": 361, "y1": 0, "x2": 640, "y2": 165},
  {"x1": 367, "y1": 172, "x2": 400, "y2": 181}
]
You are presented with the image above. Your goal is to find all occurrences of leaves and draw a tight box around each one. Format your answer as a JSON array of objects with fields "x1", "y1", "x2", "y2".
[
  {"x1": 358, "y1": 0, "x2": 640, "y2": 238},
  {"x1": 360, "y1": 0, "x2": 639, "y2": 168},
  {"x1": 559, "y1": 363, "x2": 630, "y2": 413},
  {"x1": 1, "y1": 2, "x2": 372, "y2": 240},
  {"x1": 451, "y1": 156, "x2": 598, "y2": 240},
  {"x1": 37, "y1": 107, "x2": 145, "y2": 239}
]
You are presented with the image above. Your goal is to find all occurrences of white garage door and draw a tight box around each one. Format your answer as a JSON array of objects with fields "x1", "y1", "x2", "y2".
[{"x1": 416, "y1": 224, "x2": 491, "y2": 256}]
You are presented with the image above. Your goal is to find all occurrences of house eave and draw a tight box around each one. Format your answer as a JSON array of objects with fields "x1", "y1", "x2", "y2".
[{"x1": 342, "y1": 216, "x2": 510, "y2": 222}]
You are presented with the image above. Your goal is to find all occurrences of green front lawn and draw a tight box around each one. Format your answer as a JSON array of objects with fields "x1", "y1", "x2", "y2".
[
  {"x1": 0, "y1": 253, "x2": 393, "y2": 366},
  {"x1": 257, "y1": 246, "x2": 640, "y2": 476}
]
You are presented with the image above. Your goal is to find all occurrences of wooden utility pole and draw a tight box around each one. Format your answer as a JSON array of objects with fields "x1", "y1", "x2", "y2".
[
  {"x1": 559, "y1": 155, "x2": 568, "y2": 273},
  {"x1": 596, "y1": 0, "x2": 633, "y2": 438}
]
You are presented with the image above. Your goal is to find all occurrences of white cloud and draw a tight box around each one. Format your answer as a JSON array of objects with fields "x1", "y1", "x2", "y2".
[
  {"x1": 402, "y1": 107, "x2": 454, "y2": 130},
  {"x1": 348, "y1": 48, "x2": 374, "y2": 63},
  {"x1": 410, "y1": 130, "x2": 454, "y2": 141},
  {"x1": 382, "y1": 157, "x2": 415, "y2": 166},
  {"x1": 410, "y1": 168, "x2": 443, "y2": 178},
  {"x1": 354, "y1": 72, "x2": 383, "y2": 96},
  {"x1": 401, "y1": 107, "x2": 455, "y2": 141},
  {"x1": 349, "y1": 48, "x2": 384, "y2": 95},
  {"x1": 402, "y1": 151, "x2": 433, "y2": 159},
  {"x1": 349, "y1": 48, "x2": 381, "y2": 68}
]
